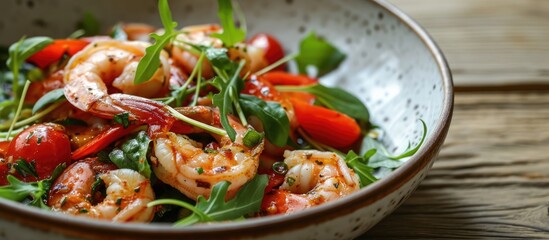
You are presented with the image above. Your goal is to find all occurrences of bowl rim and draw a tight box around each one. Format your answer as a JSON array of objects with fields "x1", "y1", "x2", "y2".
[{"x1": 0, "y1": 0, "x2": 454, "y2": 239}]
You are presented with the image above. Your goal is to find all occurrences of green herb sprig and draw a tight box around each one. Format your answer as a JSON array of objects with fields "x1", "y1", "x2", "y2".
[
  {"x1": 6, "y1": 37, "x2": 52, "y2": 103},
  {"x1": 210, "y1": 0, "x2": 246, "y2": 47},
  {"x1": 108, "y1": 131, "x2": 152, "y2": 178},
  {"x1": 134, "y1": 0, "x2": 178, "y2": 84},
  {"x1": 147, "y1": 174, "x2": 268, "y2": 226},
  {"x1": 0, "y1": 163, "x2": 66, "y2": 209}
]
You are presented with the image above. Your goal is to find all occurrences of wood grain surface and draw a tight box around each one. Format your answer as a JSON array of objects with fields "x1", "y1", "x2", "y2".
[
  {"x1": 389, "y1": 0, "x2": 549, "y2": 90},
  {"x1": 363, "y1": 0, "x2": 549, "y2": 238},
  {"x1": 365, "y1": 92, "x2": 549, "y2": 239}
]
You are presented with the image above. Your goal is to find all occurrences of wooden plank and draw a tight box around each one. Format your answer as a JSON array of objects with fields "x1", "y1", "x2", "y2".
[
  {"x1": 364, "y1": 91, "x2": 549, "y2": 238},
  {"x1": 389, "y1": 0, "x2": 549, "y2": 88}
]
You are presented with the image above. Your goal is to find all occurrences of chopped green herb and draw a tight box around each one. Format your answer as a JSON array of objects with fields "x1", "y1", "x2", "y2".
[
  {"x1": 108, "y1": 131, "x2": 152, "y2": 178},
  {"x1": 286, "y1": 177, "x2": 296, "y2": 186},
  {"x1": 197, "y1": 167, "x2": 204, "y2": 175},
  {"x1": 13, "y1": 159, "x2": 38, "y2": 179},
  {"x1": 113, "y1": 112, "x2": 130, "y2": 128},
  {"x1": 272, "y1": 162, "x2": 288, "y2": 175},
  {"x1": 242, "y1": 129, "x2": 264, "y2": 147}
]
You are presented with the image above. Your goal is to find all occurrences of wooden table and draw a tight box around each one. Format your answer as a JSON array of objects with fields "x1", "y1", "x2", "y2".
[{"x1": 364, "y1": 0, "x2": 549, "y2": 238}]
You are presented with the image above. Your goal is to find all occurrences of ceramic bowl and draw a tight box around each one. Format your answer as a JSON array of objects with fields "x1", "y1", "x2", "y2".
[{"x1": 0, "y1": 0, "x2": 453, "y2": 239}]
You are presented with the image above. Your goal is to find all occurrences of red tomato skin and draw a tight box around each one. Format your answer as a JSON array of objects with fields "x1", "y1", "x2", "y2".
[
  {"x1": 290, "y1": 99, "x2": 361, "y2": 149},
  {"x1": 27, "y1": 39, "x2": 89, "y2": 69},
  {"x1": 248, "y1": 33, "x2": 286, "y2": 71},
  {"x1": 6, "y1": 123, "x2": 72, "y2": 181},
  {"x1": 258, "y1": 72, "x2": 318, "y2": 104}
]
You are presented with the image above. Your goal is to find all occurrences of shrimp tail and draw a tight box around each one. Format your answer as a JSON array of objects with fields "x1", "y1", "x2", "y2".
[{"x1": 111, "y1": 94, "x2": 177, "y2": 136}]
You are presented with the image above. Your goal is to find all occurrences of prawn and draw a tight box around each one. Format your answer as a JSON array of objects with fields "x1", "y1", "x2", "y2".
[
  {"x1": 172, "y1": 24, "x2": 269, "y2": 78},
  {"x1": 152, "y1": 106, "x2": 264, "y2": 200},
  {"x1": 63, "y1": 40, "x2": 176, "y2": 134},
  {"x1": 261, "y1": 150, "x2": 360, "y2": 215},
  {"x1": 48, "y1": 158, "x2": 155, "y2": 222}
]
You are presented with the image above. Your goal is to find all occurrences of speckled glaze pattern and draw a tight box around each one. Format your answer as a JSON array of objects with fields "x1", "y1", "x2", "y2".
[{"x1": 0, "y1": 0, "x2": 453, "y2": 239}]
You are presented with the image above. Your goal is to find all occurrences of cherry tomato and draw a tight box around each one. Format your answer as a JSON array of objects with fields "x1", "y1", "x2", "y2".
[
  {"x1": 0, "y1": 141, "x2": 9, "y2": 158},
  {"x1": 6, "y1": 123, "x2": 72, "y2": 181},
  {"x1": 248, "y1": 33, "x2": 286, "y2": 71},
  {"x1": 290, "y1": 99, "x2": 361, "y2": 149},
  {"x1": 27, "y1": 39, "x2": 89, "y2": 69}
]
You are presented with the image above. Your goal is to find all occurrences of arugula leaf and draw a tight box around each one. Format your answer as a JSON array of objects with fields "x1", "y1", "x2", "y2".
[
  {"x1": 210, "y1": 0, "x2": 246, "y2": 47},
  {"x1": 0, "y1": 163, "x2": 66, "y2": 209},
  {"x1": 365, "y1": 120, "x2": 427, "y2": 169},
  {"x1": 175, "y1": 174, "x2": 268, "y2": 225},
  {"x1": 113, "y1": 112, "x2": 130, "y2": 128},
  {"x1": 277, "y1": 83, "x2": 369, "y2": 122},
  {"x1": 32, "y1": 88, "x2": 66, "y2": 114},
  {"x1": 295, "y1": 32, "x2": 346, "y2": 77},
  {"x1": 344, "y1": 150, "x2": 377, "y2": 187},
  {"x1": 6, "y1": 37, "x2": 52, "y2": 104},
  {"x1": 204, "y1": 47, "x2": 236, "y2": 72},
  {"x1": 135, "y1": 0, "x2": 178, "y2": 84},
  {"x1": 211, "y1": 58, "x2": 246, "y2": 141},
  {"x1": 6, "y1": 37, "x2": 53, "y2": 70},
  {"x1": 239, "y1": 94, "x2": 290, "y2": 147},
  {"x1": 108, "y1": 131, "x2": 152, "y2": 178}
]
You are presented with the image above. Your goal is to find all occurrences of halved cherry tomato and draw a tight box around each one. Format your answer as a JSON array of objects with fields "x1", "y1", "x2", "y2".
[
  {"x1": 290, "y1": 99, "x2": 361, "y2": 149},
  {"x1": 248, "y1": 33, "x2": 286, "y2": 71},
  {"x1": 6, "y1": 123, "x2": 72, "y2": 182},
  {"x1": 27, "y1": 39, "x2": 89, "y2": 69}
]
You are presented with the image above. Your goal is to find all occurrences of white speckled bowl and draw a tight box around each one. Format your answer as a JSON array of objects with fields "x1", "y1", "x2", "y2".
[{"x1": 0, "y1": 0, "x2": 453, "y2": 239}]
